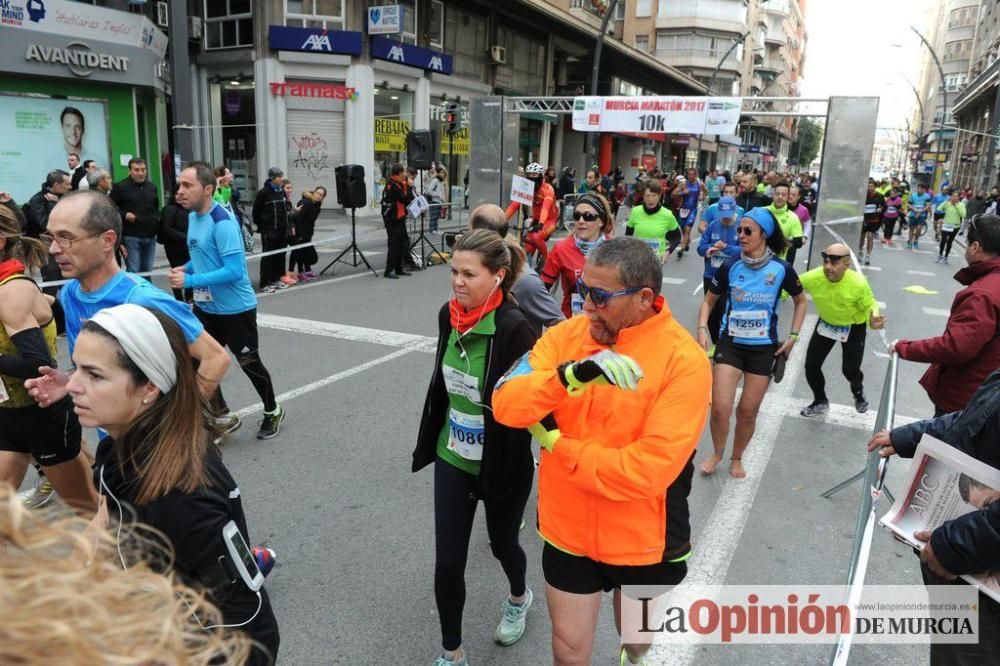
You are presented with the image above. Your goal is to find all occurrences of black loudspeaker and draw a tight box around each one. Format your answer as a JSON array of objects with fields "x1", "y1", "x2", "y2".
[
  {"x1": 407, "y1": 129, "x2": 437, "y2": 169},
  {"x1": 334, "y1": 164, "x2": 366, "y2": 209}
]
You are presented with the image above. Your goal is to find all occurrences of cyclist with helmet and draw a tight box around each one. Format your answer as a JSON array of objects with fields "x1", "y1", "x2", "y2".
[{"x1": 506, "y1": 163, "x2": 557, "y2": 266}]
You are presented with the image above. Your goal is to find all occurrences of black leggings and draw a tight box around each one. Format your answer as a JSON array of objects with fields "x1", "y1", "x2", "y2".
[
  {"x1": 434, "y1": 457, "x2": 532, "y2": 651},
  {"x1": 882, "y1": 217, "x2": 899, "y2": 240},
  {"x1": 704, "y1": 277, "x2": 725, "y2": 345},
  {"x1": 940, "y1": 229, "x2": 958, "y2": 257},
  {"x1": 804, "y1": 321, "x2": 866, "y2": 404}
]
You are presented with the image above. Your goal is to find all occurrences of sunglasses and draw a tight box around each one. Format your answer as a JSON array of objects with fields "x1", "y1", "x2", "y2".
[
  {"x1": 573, "y1": 210, "x2": 602, "y2": 222},
  {"x1": 821, "y1": 252, "x2": 849, "y2": 263},
  {"x1": 736, "y1": 226, "x2": 757, "y2": 236},
  {"x1": 576, "y1": 278, "x2": 642, "y2": 308}
]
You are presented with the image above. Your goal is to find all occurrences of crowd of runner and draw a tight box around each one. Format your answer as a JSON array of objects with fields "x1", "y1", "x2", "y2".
[{"x1": 1, "y1": 154, "x2": 999, "y2": 666}]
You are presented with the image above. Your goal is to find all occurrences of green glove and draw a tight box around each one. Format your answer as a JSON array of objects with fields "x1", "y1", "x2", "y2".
[
  {"x1": 528, "y1": 422, "x2": 561, "y2": 452},
  {"x1": 560, "y1": 350, "x2": 644, "y2": 393}
]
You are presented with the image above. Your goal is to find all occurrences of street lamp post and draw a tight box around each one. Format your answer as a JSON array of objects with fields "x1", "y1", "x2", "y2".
[
  {"x1": 585, "y1": 0, "x2": 620, "y2": 170},
  {"x1": 911, "y1": 26, "x2": 948, "y2": 128},
  {"x1": 695, "y1": 30, "x2": 751, "y2": 174}
]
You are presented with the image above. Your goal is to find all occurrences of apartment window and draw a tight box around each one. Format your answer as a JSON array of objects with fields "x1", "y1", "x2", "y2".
[
  {"x1": 445, "y1": 8, "x2": 487, "y2": 80},
  {"x1": 948, "y1": 6, "x2": 975, "y2": 28},
  {"x1": 615, "y1": 1, "x2": 626, "y2": 20},
  {"x1": 205, "y1": 0, "x2": 253, "y2": 50},
  {"x1": 427, "y1": 0, "x2": 444, "y2": 48},
  {"x1": 659, "y1": 0, "x2": 747, "y2": 24},
  {"x1": 371, "y1": 0, "x2": 416, "y2": 44},
  {"x1": 496, "y1": 26, "x2": 545, "y2": 94},
  {"x1": 636, "y1": 0, "x2": 652, "y2": 18},
  {"x1": 655, "y1": 31, "x2": 743, "y2": 62},
  {"x1": 285, "y1": 0, "x2": 344, "y2": 29},
  {"x1": 635, "y1": 34, "x2": 649, "y2": 52},
  {"x1": 944, "y1": 39, "x2": 972, "y2": 61}
]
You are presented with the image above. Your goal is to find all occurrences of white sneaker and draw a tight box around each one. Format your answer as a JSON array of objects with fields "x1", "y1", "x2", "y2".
[
  {"x1": 495, "y1": 588, "x2": 533, "y2": 646},
  {"x1": 18, "y1": 475, "x2": 55, "y2": 509}
]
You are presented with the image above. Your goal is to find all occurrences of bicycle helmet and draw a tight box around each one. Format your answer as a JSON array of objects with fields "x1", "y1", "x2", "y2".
[{"x1": 526, "y1": 162, "x2": 544, "y2": 175}]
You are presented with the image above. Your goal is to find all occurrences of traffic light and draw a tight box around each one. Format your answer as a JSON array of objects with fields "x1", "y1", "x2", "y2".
[{"x1": 445, "y1": 103, "x2": 460, "y2": 135}]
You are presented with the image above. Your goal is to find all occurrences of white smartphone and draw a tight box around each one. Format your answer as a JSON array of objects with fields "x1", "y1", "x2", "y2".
[{"x1": 222, "y1": 520, "x2": 264, "y2": 591}]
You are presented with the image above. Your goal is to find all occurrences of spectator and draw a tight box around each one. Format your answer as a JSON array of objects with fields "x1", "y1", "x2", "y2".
[
  {"x1": 110, "y1": 157, "x2": 161, "y2": 274},
  {"x1": 23, "y1": 170, "x2": 70, "y2": 238},
  {"x1": 157, "y1": 189, "x2": 192, "y2": 302},
  {"x1": 890, "y1": 214, "x2": 1000, "y2": 415},
  {"x1": 424, "y1": 166, "x2": 447, "y2": 233},
  {"x1": 87, "y1": 168, "x2": 112, "y2": 195},
  {"x1": 379, "y1": 163, "x2": 415, "y2": 279},
  {"x1": 252, "y1": 166, "x2": 293, "y2": 292},
  {"x1": 67, "y1": 153, "x2": 86, "y2": 191},
  {"x1": 77, "y1": 160, "x2": 97, "y2": 191},
  {"x1": 289, "y1": 186, "x2": 326, "y2": 281},
  {"x1": 557, "y1": 167, "x2": 575, "y2": 200},
  {"x1": 867, "y1": 368, "x2": 1000, "y2": 663}
]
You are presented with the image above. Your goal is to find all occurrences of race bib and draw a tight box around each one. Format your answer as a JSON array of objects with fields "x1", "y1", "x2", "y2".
[
  {"x1": 0, "y1": 378, "x2": 9, "y2": 404},
  {"x1": 571, "y1": 292, "x2": 584, "y2": 315},
  {"x1": 886, "y1": 206, "x2": 897, "y2": 214},
  {"x1": 728, "y1": 310, "x2": 770, "y2": 339},
  {"x1": 442, "y1": 365, "x2": 481, "y2": 404},
  {"x1": 863, "y1": 204, "x2": 876, "y2": 214},
  {"x1": 710, "y1": 254, "x2": 726, "y2": 268},
  {"x1": 448, "y1": 409, "x2": 485, "y2": 461},
  {"x1": 679, "y1": 208, "x2": 691, "y2": 218},
  {"x1": 643, "y1": 238, "x2": 661, "y2": 253},
  {"x1": 942, "y1": 223, "x2": 956, "y2": 232},
  {"x1": 817, "y1": 319, "x2": 850, "y2": 342},
  {"x1": 193, "y1": 286, "x2": 213, "y2": 303}
]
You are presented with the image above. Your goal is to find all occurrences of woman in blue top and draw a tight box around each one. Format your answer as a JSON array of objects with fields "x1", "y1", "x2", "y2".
[{"x1": 696, "y1": 207, "x2": 807, "y2": 479}]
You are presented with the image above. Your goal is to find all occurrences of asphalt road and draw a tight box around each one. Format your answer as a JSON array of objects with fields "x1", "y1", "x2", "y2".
[{"x1": 39, "y1": 210, "x2": 971, "y2": 665}]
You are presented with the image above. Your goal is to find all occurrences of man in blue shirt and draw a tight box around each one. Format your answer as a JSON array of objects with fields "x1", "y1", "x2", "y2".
[
  {"x1": 25, "y1": 191, "x2": 230, "y2": 416},
  {"x1": 696, "y1": 196, "x2": 742, "y2": 346},
  {"x1": 170, "y1": 162, "x2": 284, "y2": 440},
  {"x1": 907, "y1": 183, "x2": 933, "y2": 249},
  {"x1": 675, "y1": 167, "x2": 703, "y2": 259},
  {"x1": 931, "y1": 186, "x2": 951, "y2": 242}
]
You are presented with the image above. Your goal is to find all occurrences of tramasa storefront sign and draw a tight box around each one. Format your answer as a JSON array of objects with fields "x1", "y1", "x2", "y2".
[
  {"x1": 370, "y1": 36, "x2": 453, "y2": 75},
  {"x1": 269, "y1": 81, "x2": 359, "y2": 101}
]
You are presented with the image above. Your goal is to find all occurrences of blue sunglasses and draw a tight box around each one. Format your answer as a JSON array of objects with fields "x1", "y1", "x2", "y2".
[{"x1": 576, "y1": 278, "x2": 642, "y2": 307}]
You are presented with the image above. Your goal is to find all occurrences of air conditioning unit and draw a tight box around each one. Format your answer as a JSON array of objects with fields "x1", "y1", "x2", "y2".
[
  {"x1": 155, "y1": 1, "x2": 168, "y2": 28},
  {"x1": 188, "y1": 16, "x2": 203, "y2": 40},
  {"x1": 489, "y1": 45, "x2": 507, "y2": 65}
]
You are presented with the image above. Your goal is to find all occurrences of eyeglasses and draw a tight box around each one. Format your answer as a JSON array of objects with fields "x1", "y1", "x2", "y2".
[
  {"x1": 573, "y1": 210, "x2": 602, "y2": 222},
  {"x1": 736, "y1": 226, "x2": 757, "y2": 236},
  {"x1": 968, "y1": 215, "x2": 980, "y2": 241},
  {"x1": 821, "y1": 252, "x2": 849, "y2": 263},
  {"x1": 576, "y1": 278, "x2": 642, "y2": 307},
  {"x1": 39, "y1": 231, "x2": 104, "y2": 249}
]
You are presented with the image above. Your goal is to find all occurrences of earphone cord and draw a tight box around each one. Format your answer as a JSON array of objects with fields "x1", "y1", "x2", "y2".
[
  {"x1": 100, "y1": 465, "x2": 263, "y2": 630},
  {"x1": 451, "y1": 277, "x2": 502, "y2": 413}
]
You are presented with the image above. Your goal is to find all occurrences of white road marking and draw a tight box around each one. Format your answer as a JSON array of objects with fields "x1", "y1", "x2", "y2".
[
  {"x1": 662, "y1": 277, "x2": 687, "y2": 285},
  {"x1": 922, "y1": 307, "x2": 951, "y2": 317},
  {"x1": 235, "y1": 346, "x2": 423, "y2": 418},
  {"x1": 692, "y1": 282, "x2": 704, "y2": 296},
  {"x1": 257, "y1": 313, "x2": 437, "y2": 350},
  {"x1": 907, "y1": 270, "x2": 935, "y2": 276},
  {"x1": 860, "y1": 265, "x2": 882, "y2": 271},
  {"x1": 877, "y1": 301, "x2": 887, "y2": 310}
]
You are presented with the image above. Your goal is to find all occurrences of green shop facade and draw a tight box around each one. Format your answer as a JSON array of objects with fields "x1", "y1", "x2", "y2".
[{"x1": 0, "y1": 18, "x2": 169, "y2": 205}]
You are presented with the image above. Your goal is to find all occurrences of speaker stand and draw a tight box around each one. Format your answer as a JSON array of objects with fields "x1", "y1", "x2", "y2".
[
  {"x1": 409, "y1": 170, "x2": 436, "y2": 267},
  {"x1": 320, "y1": 207, "x2": 377, "y2": 277}
]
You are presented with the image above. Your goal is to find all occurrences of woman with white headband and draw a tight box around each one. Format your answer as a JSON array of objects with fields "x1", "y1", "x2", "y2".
[{"x1": 65, "y1": 304, "x2": 280, "y2": 665}]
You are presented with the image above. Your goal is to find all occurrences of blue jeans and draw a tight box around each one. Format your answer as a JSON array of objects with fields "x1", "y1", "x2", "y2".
[{"x1": 123, "y1": 236, "x2": 157, "y2": 274}]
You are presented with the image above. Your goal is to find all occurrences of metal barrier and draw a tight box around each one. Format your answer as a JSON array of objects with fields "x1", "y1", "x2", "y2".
[{"x1": 826, "y1": 352, "x2": 899, "y2": 666}]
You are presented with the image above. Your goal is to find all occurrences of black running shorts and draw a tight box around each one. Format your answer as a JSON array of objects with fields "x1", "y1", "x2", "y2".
[
  {"x1": 713, "y1": 338, "x2": 777, "y2": 377},
  {"x1": 0, "y1": 396, "x2": 82, "y2": 466},
  {"x1": 194, "y1": 307, "x2": 259, "y2": 356},
  {"x1": 542, "y1": 543, "x2": 688, "y2": 596}
]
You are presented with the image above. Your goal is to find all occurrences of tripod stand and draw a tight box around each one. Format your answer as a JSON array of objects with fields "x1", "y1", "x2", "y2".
[
  {"x1": 320, "y1": 207, "x2": 377, "y2": 277},
  {"x1": 409, "y1": 170, "x2": 436, "y2": 268}
]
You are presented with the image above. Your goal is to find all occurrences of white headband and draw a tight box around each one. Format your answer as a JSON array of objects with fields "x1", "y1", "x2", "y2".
[{"x1": 88, "y1": 304, "x2": 177, "y2": 393}]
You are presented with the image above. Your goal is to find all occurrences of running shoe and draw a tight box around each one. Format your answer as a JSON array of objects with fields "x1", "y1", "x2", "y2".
[
  {"x1": 935, "y1": 255, "x2": 943, "y2": 264},
  {"x1": 495, "y1": 588, "x2": 533, "y2": 646},
  {"x1": 863, "y1": 254, "x2": 871, "y2": 266},
  {"x1": 620, "y1": 647, "x2": 649, "y2": 666},
  {"x1": 943, "y1": 256, "x2": 949, "y2": 264},
  {"x1": 257, "y1": 405, "x2": 285, "y2": 440},
  {"x1": 261, "y1": 283, "x2": 278, "y2": 294},
  {"x1": 887, "y1": 239, "x2": 894, "y2": 247},
  {"x1": 211, "y1": 412, "x2": 243, "y2": 434},
  {"x1": 274, "y1": 280, "x2": 289, "y2": 290},
  {"x1": 252, "y1": 546, "x2": 277, "y2": 577},
  {"x1": 433, "y1": 653, "x2": 468, "y2": 666},
  {"x1": 800, "y1": 401, "x2": 830, "y2": 417},
  {"x1": 906, "y1": 242, "x2": 912, "y2": 249},
  {"x1": 19, "y1": 476, "x2": 55, "y2": 509},
  {"x1": 854, "y1": 394, "x2": 869, "y2": 414},
  {"x1": 279, "y1": 272, "x2": 298, "y2": 286}
]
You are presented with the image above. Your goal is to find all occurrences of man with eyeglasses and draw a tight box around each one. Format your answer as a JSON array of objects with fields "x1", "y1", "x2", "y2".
[
  {"x1": 890, "y1": 214, "x2": 1000, "y2": 416},
  {"x1": 492, "y1": 237, "x2": 711, "y2": 666},
  {"x1": 798, "y1": 243, "x2": 885, "y2": 417}
]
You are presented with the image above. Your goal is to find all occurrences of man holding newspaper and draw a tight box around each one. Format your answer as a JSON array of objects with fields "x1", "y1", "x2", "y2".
[{"x1": 868, "y1": 367, "x2": 1000, "y2": 663}]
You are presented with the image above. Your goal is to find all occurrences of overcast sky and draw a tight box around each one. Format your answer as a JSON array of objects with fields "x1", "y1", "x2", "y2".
[{"x1": 798, "y1": 0, "x2": 932, "y2": 139}]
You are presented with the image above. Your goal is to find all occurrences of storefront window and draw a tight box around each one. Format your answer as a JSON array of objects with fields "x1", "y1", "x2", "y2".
[
  {"x1": 218, "y1": 80, "x2": 257, "y2": 195},
  {"x1": 285, "y1": 0, "x2": 344, "y2": 29},
  {"x1": 373, "y1": 86, "x2": 415, "y2": 199}
]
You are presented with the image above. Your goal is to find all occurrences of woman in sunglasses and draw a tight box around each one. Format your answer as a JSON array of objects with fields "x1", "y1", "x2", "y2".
[
  {"x1": 696, "y1": 207, "x2": 807, "y2": 478},
  {"x1": 540, "y1": 193, "x2": 615, "y2": 318},
  {"x1": 413, "y1": 230, "x2": 538, "y2": 666}
]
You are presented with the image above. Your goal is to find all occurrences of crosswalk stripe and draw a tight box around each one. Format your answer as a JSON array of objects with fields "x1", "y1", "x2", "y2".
[
  {"x1": 907, "y1": 270, "x2": 935, "y2": 276},
  {"x1": 922, "y1": 307, "x2": 951, "y2": 317},
  {"x1": 662, "y1": 277, "x2": 687, "y2": 285}
]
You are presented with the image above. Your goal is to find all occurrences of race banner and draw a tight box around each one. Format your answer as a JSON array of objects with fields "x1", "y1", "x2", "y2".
[{"x1": 572, "y1": 96, "x2": 742, "y2": 136}]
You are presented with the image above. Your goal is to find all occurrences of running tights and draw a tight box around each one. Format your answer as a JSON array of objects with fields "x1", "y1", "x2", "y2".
[
  {"x1": 434, "y1": 457, "x2": 532, "y2": 651},
  {"x1": 210, "y1": 351, "x2": 277, "y2": 415},
  {"x1": 939, "y1": 230, "x2": 957, "y2": 257},
  {"x1": 804, "y1": 322, "x2": 866, "y2": 404},
  {"x1": 882, "y1": 217, "x2": 899, "y2": 240}
]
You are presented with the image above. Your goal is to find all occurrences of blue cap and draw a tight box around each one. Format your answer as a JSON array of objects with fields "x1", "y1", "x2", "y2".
[
  {"x1": 718, "y1": 196, "x2": 737, "y2": 217},
  {"x1": 743, "y1": 207, "x2": 776, "y2": 237}
]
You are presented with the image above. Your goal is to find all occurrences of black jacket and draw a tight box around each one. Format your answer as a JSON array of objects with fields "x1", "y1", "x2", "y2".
[
  {"x1": 293, "y1": 198, "x2": 322, "y2": 241},
  {"x1": 22, "y1": 190, "x2": 58, "y2": 237},
  {"x1": 735, "y1": 190, "x2": 771, "y2": 211},
  {"x1": 965, "y1": 195, "x2": 987, "y2": 220},
  {"x1": 70, "y1": 165, "x2": 87, "y2": 190},
  {"x1": 157, "y1": 202, "x2": 190, "y2": 266},
  {"x1": 252, "y1": 182, "x2": 292, "y2": 236},
  {"x1": 413, "y1": 301, "x2": 537, "y2": 501},
  {"x1": 109, "y1": 177, "x2": 161, "y2": 238},
  {"x1": 890, "y1": 368, "x2": 1000, "y2": 576},
  {"x1": 380, "y1": 176, "x2": 414, "y2": 224}
]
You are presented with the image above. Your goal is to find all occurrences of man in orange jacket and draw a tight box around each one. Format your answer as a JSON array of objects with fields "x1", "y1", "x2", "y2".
[{"x1": 493, "y1": 237, "x2": 712, "y2": 666}]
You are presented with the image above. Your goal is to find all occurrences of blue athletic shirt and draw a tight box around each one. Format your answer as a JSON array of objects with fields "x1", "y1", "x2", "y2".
[
  {"x1": 60, "y1": 271, "x2": 204, "y2": 356},
  {"x1": 931, "y1": 192, "x2": 949, "y2": 216},
  {"x1": 696, "y1": 220, "x2": 742, "y2": 279},
  {"x1": 701, "y1": 201, "x2": 745, "y2": 227},
  {"x1": 184, "y1": 202, "x2": 257, "y2": 315},
  {"x1": 908, "y1": 192, "x2": 931, "y2": 216},
  {"x1": 709, "y1": 256, "x2": 803, "y2": 346}
]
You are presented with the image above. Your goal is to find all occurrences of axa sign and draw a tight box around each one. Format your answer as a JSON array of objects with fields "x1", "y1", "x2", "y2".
[
  {"x1": 371, "y1": 36, "x2": 452, "y2": 75},
  {"x1": 24, "y1": 41, "x2": 129, "y2": 77},
  {"x1": 267, "y1": 25, "x2": 362, "y2": 55},
  {"x1": 302, "y1": 34, "x2": 332, "y2": 51}
]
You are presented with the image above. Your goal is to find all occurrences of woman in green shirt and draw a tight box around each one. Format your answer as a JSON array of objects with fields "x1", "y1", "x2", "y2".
[
  {"x1": 413, "y1": 230, "x2": 539, "y2": 666},
  {"x1": 624, "y1": 179, "x2": 681, "y2": 263},
  {"x1": 936, "y1": 191, "x2": 966, "y2": 264}
]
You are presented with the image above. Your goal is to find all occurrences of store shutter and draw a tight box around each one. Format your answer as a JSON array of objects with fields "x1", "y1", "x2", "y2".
[{"x1": 285, "y1": 109, "x2": 345, "y2": 197}]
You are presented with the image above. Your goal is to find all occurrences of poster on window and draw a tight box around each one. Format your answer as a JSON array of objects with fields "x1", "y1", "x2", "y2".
[
  {"x1": 0, "y1": 94, "x2": 112, "y2": 204},
  {"x1": 572, "y1": 96, "x2": 742, "y2": 136}
]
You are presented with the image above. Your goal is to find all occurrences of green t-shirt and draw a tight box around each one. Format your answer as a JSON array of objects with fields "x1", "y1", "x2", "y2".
[
  {"x1": 936, "y1": 201, "x2": 966, "y2": 230},
  {"x1": 800, "y1": 267, "x2": 878, "y2": 326},
  {"x1": 767, "y1": 204, "x2": 803, "y2": 259},
  {"x1": 436, "y1": 310, "x2": 495, "y2": 476},
  {"x1": 626, "y1": 205, "x2": 679, "y2": 258}
]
